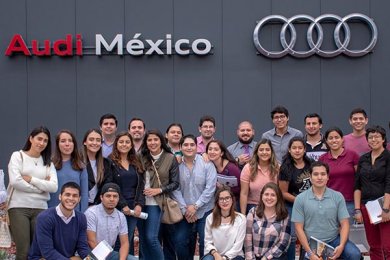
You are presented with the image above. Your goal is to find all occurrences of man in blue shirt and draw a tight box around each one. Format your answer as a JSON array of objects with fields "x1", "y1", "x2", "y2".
[
  {"x1": 262, "y1": 106, "x2": 303, "y2": 163},
  {"x1": 173, "y1": 134, "x2": 217, "y2": 259},
  {"x1": 28, "y1": 182, "x2": 90, "y2": 260}
]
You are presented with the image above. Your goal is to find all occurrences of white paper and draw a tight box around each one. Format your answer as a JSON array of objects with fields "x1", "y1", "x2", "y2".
[
  {"x1": 365, "y1": 196, "x2": 384, "y2": 225},
  {"x1": 90, "y1": 240, "x2": 113, "y2": 260},
  {"x1": 217, "y1": 174, "x2": 238, "y2": 187}
]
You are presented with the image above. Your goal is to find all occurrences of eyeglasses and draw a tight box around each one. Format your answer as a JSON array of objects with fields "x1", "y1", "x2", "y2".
[
  {"x1": 218, "y1": 196, "x2": 232, "y2": 203},
  {"x1": 367, "y1": 135, "x2": 382, "y2": 141},
  {"x1": 273, "y1": 115, "x2": 286, "y2": 121}
]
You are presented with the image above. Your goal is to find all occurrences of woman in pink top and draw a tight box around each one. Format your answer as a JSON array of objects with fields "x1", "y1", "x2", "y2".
[{"x1": 240, "y1": 139, "x2": 279, "y2": 215}]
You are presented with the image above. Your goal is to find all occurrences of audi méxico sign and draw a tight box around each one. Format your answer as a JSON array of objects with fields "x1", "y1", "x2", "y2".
[
  {"x1": 253, "y1": 13, "x2": 378, "y2": 58},
  {"x1": 4, "y1": 13, "x2": 377, "y2": 59}
]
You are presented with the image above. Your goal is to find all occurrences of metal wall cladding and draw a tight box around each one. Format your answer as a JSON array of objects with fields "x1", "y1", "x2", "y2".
[{"x1": 1, "y1": 0, "x2": 389, "y2": 174}]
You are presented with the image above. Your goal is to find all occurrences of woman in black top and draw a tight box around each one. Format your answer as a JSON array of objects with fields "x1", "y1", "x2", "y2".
[
  {"x1": 110, "y1": 131, "x2": 145, "y2": 253},
  {"x1": 354, "y1": 125, "x2": 390, "y2": 260},
  {"x1": 279, "y1": 136, "x2": 312, "y2": 260}
]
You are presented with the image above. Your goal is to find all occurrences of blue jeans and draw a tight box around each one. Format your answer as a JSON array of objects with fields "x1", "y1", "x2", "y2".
[
  {"x1": 246, "y1": 203, "x2": 256, "y2": 214},
  {"x1": 174, "y1": 210, "x2": 211, "y2": 259},
  {"x1": 114, "y1": 214, "x2": 138, "y2": 254},
  {"x1": 138, "y1": 205, "x2": 164, "y2": 259},
  {"x1": 107, "y1": 251, "x2": 137, "y2": 260},
  {"x1": 327, "y1": 235, "x2": 361, "y2": 260},
  {"x1": 286, "y1": 203, "x2": 296, "y2": 260},
  {"x1": 346, "y1": 201, "x2": 355, "y2": 226},
  {"x1": 160, "y1": 223, "x2": 177, "y2": 260}
]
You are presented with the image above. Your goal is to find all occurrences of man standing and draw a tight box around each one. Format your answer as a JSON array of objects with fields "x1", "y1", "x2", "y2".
[
  {"x1": 344, "y1": 108, "x2": 370, "y2": 155},
  {"x1": 128, "y1": 117, "x2": 146, "y2": 152},
  {"x1": 85, "y1": 183, "x2": 136, "y2": 260},
  {"x1": 304, "y1": 113, "x2": 327, "y2": 161},
  {"x1": 227, "y1": 121, "x2": 257, "y2": 168},
  {"x1": 292, "y1": 161, "x2": 361, "y2": 260},
  {"x1": 262, "y1": 106, "x2": 303, "y2": 163},
  {"x1": 197, "y1": 115, "x2": 216, "y2": 154},
  {"x1": 100, "y1": 113, "x2": 118, "y2": 158},
  {"x1": 28, "y1": 182, "x2": 90, "y2": 260}
]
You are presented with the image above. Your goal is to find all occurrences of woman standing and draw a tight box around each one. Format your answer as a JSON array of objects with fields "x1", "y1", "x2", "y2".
[
  {"x1": 138, "y1": 130, "x2": 179, "y2": 259},
  {"x1": 8, "y1": 126, "x2": 58, "y2": 260},
  {"x1": 245, "y1": 182, "x2": 291, "y2": 260},
  {"x1": 82, "y1": 129, "x2": 113, "y2": 205},
  {"x1": 279, "y1": 137, "x2": 312, "y2": 260},
  {"x1": 110, "y1": 131, "x2": 145, "y2": 253},
  {"x1": 240, "y1": 139, "x2": 279, "y2": 215},
  {"x1": 354, "y1": 125, "x2": 390, "y2": 260},
  {"x1": 207, "y1": 140, "x2": 241, "y2": 209},
  {"x1": 48, "y1": 130, "x2": 88, "y2": 212},
  {"x1": 319, "y1": 127, "x2": 359, "y2": 215},
  {"x1": 203, "y1": 186, "x2": 246, "y2": 260}
]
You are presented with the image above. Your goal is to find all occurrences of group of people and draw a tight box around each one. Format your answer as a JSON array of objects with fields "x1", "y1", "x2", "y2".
[{"x1": 2, "y1": 106, "x2": 390, "y2": 260}]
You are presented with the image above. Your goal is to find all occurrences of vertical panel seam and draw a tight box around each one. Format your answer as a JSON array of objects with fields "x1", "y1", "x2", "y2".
[
  {"x1": 25, "y1": 0, "x2": 29, "y2": 133},
  {"x1": 124, "y1": 0, "x2": 127, "y2": 126},
  {"x1": 75, "y1": 0, "x2": 78, "y2": 135},
  {"x1": 221, "y1": 0, "x2": 224, "y2": 140},
  {"x1": 172, "y1": 0, "x2": 175, "y2": 121}
]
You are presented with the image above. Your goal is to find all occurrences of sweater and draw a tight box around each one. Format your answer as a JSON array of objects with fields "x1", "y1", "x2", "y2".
[
  {"x1": 28, "y1": 207, "x2": 90, "y2": 259},
  {"x1": 48, "y1": 160, "x2": 88, "y2": 212},
  {"x1": 8, "y1": 151, "x2": 58, "y2": 209}
]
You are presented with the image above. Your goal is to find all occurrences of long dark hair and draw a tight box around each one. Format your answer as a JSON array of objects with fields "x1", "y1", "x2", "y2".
[
  {"x1": 22, "y1": 126, "x2": 52, "y2": 166},
  {"x1": 211, "y1": 186, "x2": 237, "y2": 228},
  {"x1": 141, "y1": 129, "x2": 172, "y2": 167},
  {"x1": 82, "y1": 129, "x2": 105, "y2": 185},
  {"x1": 281, "y1": 137, "x2": 312, "y2": 173},
  {"x1": 249, "y1": 139, "x2": 279, "y2": 181},
  {"x1": 109, "y1": 131, "x2": 144, "y2": 173},
  {"x1": 52, "y1": 130, "x2": 84, "y2": 171},
  {"x1": 256, "y1": 182, "x2": 288, "y2": 221},
  {"x1": 206, "y1": 140, "x2": 237, "y2": 168}
]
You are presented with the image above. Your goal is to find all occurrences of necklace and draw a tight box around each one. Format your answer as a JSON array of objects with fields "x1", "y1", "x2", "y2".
[
  {"x1": 31, "y1": 157, "x2": 39, "y2": 166},
  {"x1": 221, "y1": 214, "x2": 230, "y2": 219}
]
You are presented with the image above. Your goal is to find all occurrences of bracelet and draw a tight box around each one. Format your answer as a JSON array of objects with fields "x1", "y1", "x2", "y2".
[
  {"x1": 354, "y1": 209, "x2": 361, "y2": 213},
  {"x1": 307, "y1": 250, "x2": 314, "y2": 257},
  {"x1": 210, "y1": 249, "x2": 216, "y2": 256}
]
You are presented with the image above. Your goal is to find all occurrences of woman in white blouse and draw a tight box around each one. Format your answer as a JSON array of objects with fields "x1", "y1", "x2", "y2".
[
  {"x1": 204, "y1": 186, "x2": 246, "y2": 260},
  {"x1": 7, "y1": 126, "x2": 58, "y2": 260}
]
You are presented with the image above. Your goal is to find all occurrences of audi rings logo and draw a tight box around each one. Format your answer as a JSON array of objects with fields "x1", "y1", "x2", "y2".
[{"x1": 253, "y1": 13, "x2": 378, "y2": 58}]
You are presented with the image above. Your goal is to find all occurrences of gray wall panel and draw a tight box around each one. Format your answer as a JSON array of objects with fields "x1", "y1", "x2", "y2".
[
  {"x1": 174, "y1": 0, "x2": 223, "y2": 137},
  {"x1": 0, "y1": 0, "x2": 28, "y2": 172},
  {"x1": 370, "y1": 1, "x2": 390, "y2": 128},
  {"x1": 222, "y1": 0, "x2": 272, "y2": 141},
  {"x1": 124, "y1": 0, "x2": 174, "y2": 132},
  {"x1": 26, "y1": 0, "x2": 77, "y2": 135},
  {"x1": 0, "y1": 0, "x2": 388, "y2": 177}
]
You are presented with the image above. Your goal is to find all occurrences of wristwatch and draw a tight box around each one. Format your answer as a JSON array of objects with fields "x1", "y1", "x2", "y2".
[{"x1": 382, "y1": 208, "x2": 390, "y2": 213}]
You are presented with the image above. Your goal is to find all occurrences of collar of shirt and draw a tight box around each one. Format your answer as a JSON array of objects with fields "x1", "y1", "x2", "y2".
[
  {"x1": 97, "y1": 203, "x2": 117, "y2": 218},
  {"x1": 271, "y1": 126, "x2": 291, "y2": 136},
  {"x1": 182, "y1": 154, "x2": 199, "y2": 164},
  {"x1": 308, "y1": 187, "x2": 331, "y2": 200},
  {"x1": 56, "y1": 205, "x2": 75, "y2": 224},
  {"x1": 239, "y1": 141, "x2": 255, "y2": 149},
  {"x1": 304, "y1": 134, "x2": 324, "y2": 146},
  {"x1": 324, "y1": 149, "x2": 347, "y2": 160}
]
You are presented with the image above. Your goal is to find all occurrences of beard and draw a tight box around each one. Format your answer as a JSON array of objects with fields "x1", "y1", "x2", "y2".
[{"x1": 239, "y1": 136, "x2": 253, "y2": 145}]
